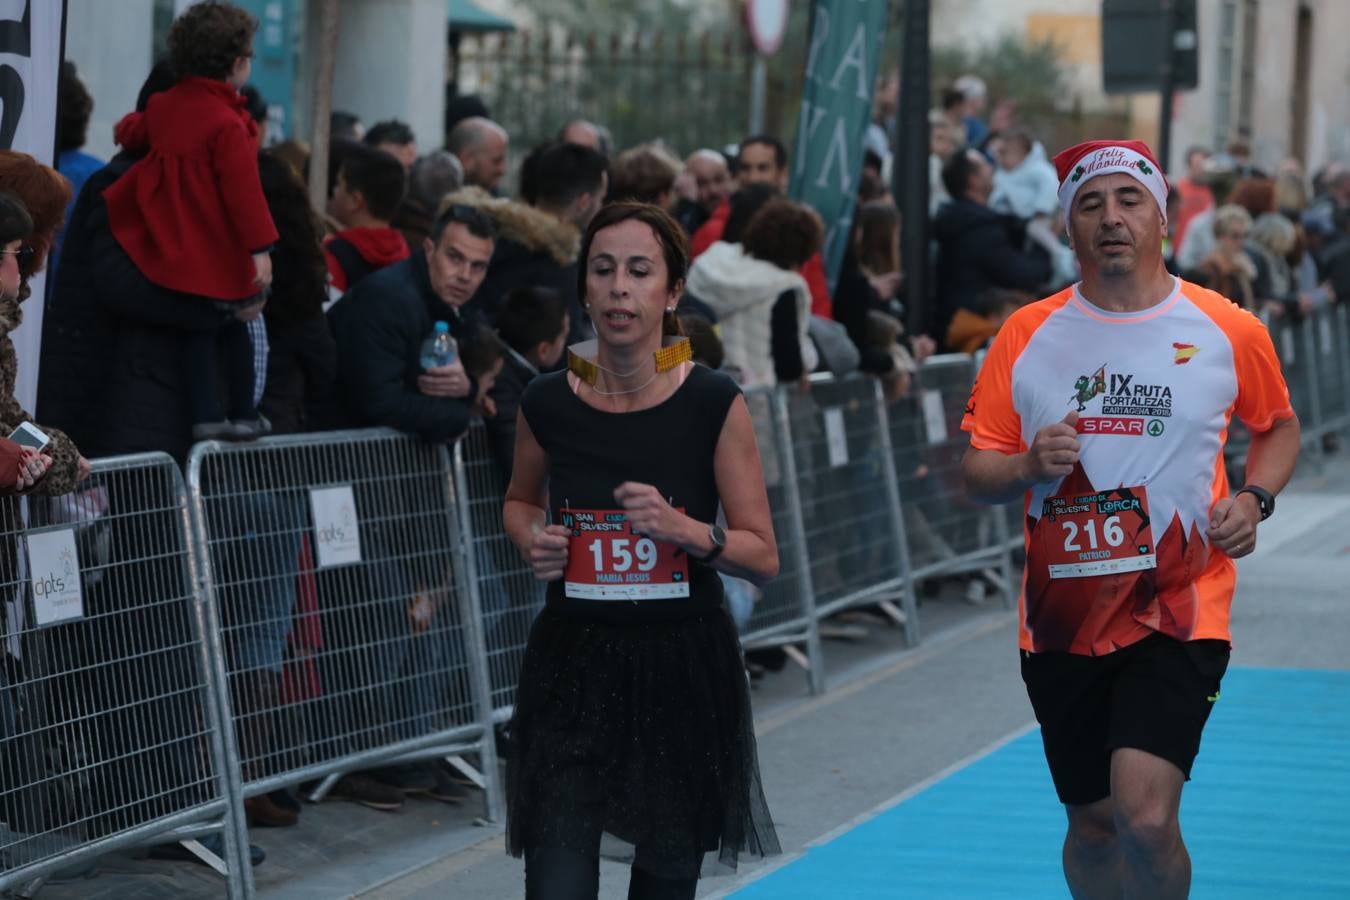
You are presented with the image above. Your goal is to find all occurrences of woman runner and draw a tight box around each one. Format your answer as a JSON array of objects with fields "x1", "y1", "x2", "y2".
[{"x1": 503, "y1": 202, "x2": 781, "y2": 899}]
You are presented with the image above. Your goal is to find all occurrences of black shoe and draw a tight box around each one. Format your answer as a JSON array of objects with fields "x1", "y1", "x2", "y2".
[
  {"x1": 745, "y1": 647, "x2": 787, "y2": 672},
  {"x1": 149, "y1": 833, "x2": 264, "y2": 867},
  {"x1": 425, "y1": 767, "x2": 471, "y2": 804}
]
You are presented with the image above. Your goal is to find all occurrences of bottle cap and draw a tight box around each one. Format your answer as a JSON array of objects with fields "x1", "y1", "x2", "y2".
[{"x1": 434, "y1": 321, "x2": 449, "y2": 333}]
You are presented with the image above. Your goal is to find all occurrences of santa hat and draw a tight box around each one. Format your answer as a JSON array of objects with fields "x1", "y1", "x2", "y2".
[{"x1": 1053, "y1": 140, "x2": 1169, "y2": 228}]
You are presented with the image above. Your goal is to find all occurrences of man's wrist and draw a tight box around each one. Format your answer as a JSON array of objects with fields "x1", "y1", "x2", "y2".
[{"x1": 1234, "y1": 490, "x2": 1263, "y2": 522}]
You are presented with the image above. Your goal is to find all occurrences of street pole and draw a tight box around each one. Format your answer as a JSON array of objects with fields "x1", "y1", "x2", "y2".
[
  {"x1": 1158, "y1": 0, "x2": 1178, "y2": 173},
  {"x1": 895, "y1": 0, "x2": 930, "y2": 341},
  {"x1": 750, "y1": 54, "x2": 767, "y2": 135},
  {"x1": 307, "y1": 0, "x2": 340, "y2": 214}
]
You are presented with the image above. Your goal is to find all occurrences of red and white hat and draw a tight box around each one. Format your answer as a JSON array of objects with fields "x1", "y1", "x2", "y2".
[{"x1": 1053, "y1": 140, "x2": 1169, "y2": 228}]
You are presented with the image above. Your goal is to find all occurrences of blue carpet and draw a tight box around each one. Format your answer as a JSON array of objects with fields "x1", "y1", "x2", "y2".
[{"x1": 732, "y1": 668, "x2": 1350, "y2": 898}]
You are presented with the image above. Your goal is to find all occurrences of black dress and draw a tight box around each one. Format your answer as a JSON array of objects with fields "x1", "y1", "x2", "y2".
[{"x1": 507, "y1": 364, "x2": 780, "y2": 880}]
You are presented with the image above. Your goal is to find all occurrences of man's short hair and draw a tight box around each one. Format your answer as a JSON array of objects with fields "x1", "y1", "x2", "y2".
[
  {"x1": 339, "y1": 144, "x2": 407, "y2": 221},
  {"x1": 446, "y1": 117, "x2": 501, "y2": 156},
  {"x1": 496, "y1": 286, "x2": 568, "y2": 354},
  {"x1": 609, "y1": 145, "x2": 681, "y2": 205},
  {"x1": 57, "y1": 62, "x2": 93, "y2": 154},
  {"x1": 364, "y1": 119, "x2": 416, "y2": 149},
  {"x1": 430, "y1": 201, "x2": 499, "y2": 245},
  {"x1": 941, "y1": 150, "x2": 982, "y2": 200},
  {"x1": 942, "y1": 87, "x2": 966, "y2": 112},
  {"x1": 737, "y1": 134, "x2": 788, "y2": 171},
  {"x1": 533, "y1": 143, "x2": 608, "y2": 210},
  {"x1": 408, "y1": 151, "x2": 463, "y2": 210}
]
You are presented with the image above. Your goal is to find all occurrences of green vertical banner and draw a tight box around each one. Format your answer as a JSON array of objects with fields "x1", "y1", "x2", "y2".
[{"x1": 789, "y1": 0, "x2": 889, "y2": 291}]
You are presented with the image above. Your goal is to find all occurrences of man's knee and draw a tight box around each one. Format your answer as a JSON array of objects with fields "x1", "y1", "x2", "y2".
[
  {"x1": 1110, "y1": 749, "x2": 1184, "y2": 858},
  {"x1": 1113, "y1": 795, "x2": 1180, "y2": 857},
  {"x1": 1066, "y1": 801, "x2": 1118, "y2": 859}
]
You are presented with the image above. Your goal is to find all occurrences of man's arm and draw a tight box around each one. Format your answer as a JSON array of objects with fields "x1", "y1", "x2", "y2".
[
  {"x1": 335, "y1": 301, "x2": 470, "y2": 443},
  {"x1": 963, "y1": 410, "x2": 1080, "y2": 505},
  {"x1": 973, "y1": 220, "x2": 1052, "y2": 292},
  {"x1": 1207, "y1": 414, "x2": 1300, "y2": 556}
]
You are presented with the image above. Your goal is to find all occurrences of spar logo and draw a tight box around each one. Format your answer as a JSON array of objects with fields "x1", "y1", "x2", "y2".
[{"x1": 1068, "y1": 363, "x2": 1174, "y2": 435}]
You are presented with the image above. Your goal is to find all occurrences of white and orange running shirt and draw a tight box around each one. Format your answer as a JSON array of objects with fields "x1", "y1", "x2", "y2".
[{"x1": 962, "y1": 277, "x2": 1294, "y2": 656}]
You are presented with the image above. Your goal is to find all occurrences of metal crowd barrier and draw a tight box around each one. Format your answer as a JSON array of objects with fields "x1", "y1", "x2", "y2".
[
  {"x1": 740, "y1": 387, "x2": 825, "y2": 693},
  {"x1": 186, "y1": 428, "x2": 502, "y2": 897},
  {"x1": 895, "y1": 356, "x2": 1016, "y2": 610},
  {"x1": 0, "y1": 454, "x2": 246, "y2": 899},
  {"x1": 1267, "y1": 303, "x2": 1350, "y2": 451},
  {"x1": 450, "y1": 422, "x2": 546, "y2": 722}
]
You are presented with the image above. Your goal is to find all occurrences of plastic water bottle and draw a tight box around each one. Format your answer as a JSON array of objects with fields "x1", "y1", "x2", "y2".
[{"x1": 420, "y1": 321, "x2": 458, "y2": 370}]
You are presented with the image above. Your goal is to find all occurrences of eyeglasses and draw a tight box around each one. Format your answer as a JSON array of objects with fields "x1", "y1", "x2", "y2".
[{"x1": 0, "y1": 245, "x2": 35, "y2": 270}]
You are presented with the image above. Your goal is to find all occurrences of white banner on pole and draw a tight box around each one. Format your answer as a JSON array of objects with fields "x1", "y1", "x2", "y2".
[{"x1": 1, "y1": 0, "x2": 68, "y2": 416}]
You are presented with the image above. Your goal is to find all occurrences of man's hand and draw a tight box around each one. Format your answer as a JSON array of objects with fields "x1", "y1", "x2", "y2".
[
  {"x1": 1019, "y1": 410, "x2": 1081, "y2": 485},
  {"x1": 417, "y1": 360, "x2": 471, "y2": 399},
  {"x1": 1208, "y1": 492, "x2": 1261, "y2": 558},
  {"x1": 473, "y1": 395, "x2": 497, "y2": 418}
]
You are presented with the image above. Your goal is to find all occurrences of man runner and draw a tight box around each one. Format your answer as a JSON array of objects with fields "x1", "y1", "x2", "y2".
[{"x1": 961, "y1": 139, "x2": 1301, "y2": 899}]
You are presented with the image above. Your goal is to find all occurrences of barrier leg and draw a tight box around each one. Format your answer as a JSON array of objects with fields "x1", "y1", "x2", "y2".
[{"x1": 773, "y1": 389, "x2": 827, "y2": 696}]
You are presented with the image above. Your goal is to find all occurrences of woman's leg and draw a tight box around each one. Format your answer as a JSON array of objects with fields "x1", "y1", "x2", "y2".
[
  {"x1": 524, "y1": 846, "x2": 600, "y2": 900},
  {"x1": 626, "y1": 865, "x2": 698, "y2": 900}
]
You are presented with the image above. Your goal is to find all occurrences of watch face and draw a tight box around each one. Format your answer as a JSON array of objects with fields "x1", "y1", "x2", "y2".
[{"x1": 711, "y1": 524, "x2": 727, "y2": 548}]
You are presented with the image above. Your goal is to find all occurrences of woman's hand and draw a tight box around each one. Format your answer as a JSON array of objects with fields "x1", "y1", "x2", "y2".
[
  {"x1": 15, "y1": 450, "x2": 51, "y2": 493},
  {"x1": 614, "y1": 482, "x2": 692, "y2": 547},
  {"x1": 529, "y1": 524, "x2": 570, "y2": 581}
]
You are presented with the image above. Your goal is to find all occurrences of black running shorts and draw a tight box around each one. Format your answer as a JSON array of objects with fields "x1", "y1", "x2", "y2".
[{"x1": 1020, "y1": 631, "x2": 1230, "y2": 806}]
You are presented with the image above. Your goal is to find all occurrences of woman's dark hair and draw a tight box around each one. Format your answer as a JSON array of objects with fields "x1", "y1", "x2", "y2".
[
  {"x1": 577, "y1": 201, "x2": 689, "y2": 337},
  {"x1": 57, "y1": 62, "x2": 93, "y2": 154},
  {"x1": 168, "y1": 1, "x2": 257, "y2": 81},
  {"x1": 741, "y1": 199, "x2": 823, "y2": 271},
  {"x1": 257, "y1": 152, "x2": 327, "y2": 328},
  {"x1": 678, "y1": 312, "x2": 723, "y2": 369},
  {"x1": 0, "y1": 192, "x2": 33, "y2": 247},
  {"x1": 457, "y1": 322, "x2": 505, "y2": 379},
  {"x1": 723, "y1": 183, "x2": 779, "y2": 245},
  {"x1": 137, "y1": 59, "x2": 177, "y2": 112},
  {"x1": 1228, "y1": 176, "x2": 1277, "y2": 218},
  {"x1": 852, "y1": 201, "x2": 900, "y2": 276}
]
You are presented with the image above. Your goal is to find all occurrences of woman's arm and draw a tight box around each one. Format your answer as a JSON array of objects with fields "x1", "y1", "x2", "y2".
[
  {"x1": 503, "y1": 411, "x2": 568, "y2": 580},
  {"x1": 615, "y1": 396, "x2": 779, "y2": 586}
]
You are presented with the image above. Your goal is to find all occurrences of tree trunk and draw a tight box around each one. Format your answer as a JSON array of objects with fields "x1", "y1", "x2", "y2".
[{"x1": 308, "y1": 0, "x2": 341, "y2": 214}]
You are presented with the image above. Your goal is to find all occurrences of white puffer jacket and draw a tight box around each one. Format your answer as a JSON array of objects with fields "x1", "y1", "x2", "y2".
[{"x1": 685, "y1": 241, "x2": 818, "y2": 387}]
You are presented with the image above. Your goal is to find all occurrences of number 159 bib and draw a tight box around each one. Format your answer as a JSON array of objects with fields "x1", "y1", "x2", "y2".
[
  {"x1": 1036, "y1": 485, "x2": 1157, "y2": 579},
  {"x1": 561, "y1": 508, "x2": 690, "y2": 600}
]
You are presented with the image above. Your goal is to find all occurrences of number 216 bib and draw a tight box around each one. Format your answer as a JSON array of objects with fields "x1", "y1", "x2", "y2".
[
  {"x1": 561, "y1": 508, "x2": 690, "y2": 600},
  {"x1": 1037, "y1": 485, "x2": 1157, "y2": 579}
]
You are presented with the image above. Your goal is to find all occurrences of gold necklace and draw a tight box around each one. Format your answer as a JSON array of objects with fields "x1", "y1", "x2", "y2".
[{"x1": 567, "y1": 336, "x2": 693, "y2": 386}]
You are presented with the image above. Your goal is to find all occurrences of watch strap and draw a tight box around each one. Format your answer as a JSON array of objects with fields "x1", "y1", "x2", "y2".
[
  {"x1": 1237, "y1": 485, "x2": 1274, "y2": 521},
  {"x1": 700, "y1": 524, "x2": 726, "y2": 563}
]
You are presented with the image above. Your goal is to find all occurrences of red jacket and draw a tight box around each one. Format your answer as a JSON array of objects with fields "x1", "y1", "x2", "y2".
[
  {"x1": 690, "y1": 198, "x2": 834, "y2": 318},
  {"x1": 104, "y1": 77, "x2": 279, "y2": 301}
]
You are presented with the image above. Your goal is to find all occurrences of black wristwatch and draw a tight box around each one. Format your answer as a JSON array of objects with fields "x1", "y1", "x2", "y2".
[
  {"x1": 1236, "y1": 485, "x2": 1275, "y2": 521},
  {"x1": 700, "y1": 524, "x2": 727, "y2": 562}
]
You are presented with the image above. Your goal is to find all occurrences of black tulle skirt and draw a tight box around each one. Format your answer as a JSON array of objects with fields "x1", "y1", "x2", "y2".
[{"x1": 506, "y1": 604, "x2": 780, "y2": 880}]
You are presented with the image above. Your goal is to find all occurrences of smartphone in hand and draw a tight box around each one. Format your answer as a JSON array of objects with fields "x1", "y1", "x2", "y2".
[{"x1": 9, "y1": 421, "x2": 50, "y2": 451}]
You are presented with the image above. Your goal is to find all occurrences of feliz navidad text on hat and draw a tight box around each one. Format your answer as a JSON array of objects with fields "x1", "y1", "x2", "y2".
[{"x1": 1070, "y1": 146, "x2": 1155, "y2": 184}]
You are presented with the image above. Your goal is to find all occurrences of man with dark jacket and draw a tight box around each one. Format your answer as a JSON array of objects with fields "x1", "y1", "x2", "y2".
[
  {"x1": 469, "y1": 142, "x2": 607, "y2": 344},
  {"x1": 327, "y1": 203, "x2": 498, "y2": 443},
  {"x1": 933, "y1": 148, "x2": 1051, "y2": 350}
]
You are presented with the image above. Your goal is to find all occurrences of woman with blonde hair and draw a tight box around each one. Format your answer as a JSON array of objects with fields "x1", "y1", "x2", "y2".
[{"x1": 1196, "y1": 203, "x2": 1256, "y2": 309}]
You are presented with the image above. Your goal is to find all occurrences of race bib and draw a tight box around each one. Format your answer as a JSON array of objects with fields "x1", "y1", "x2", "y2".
[
  {"x1": 561, "y1": 508, "x2": 690, "y2": 600},
  {"x1": 1039, "y1": 485, "x2": 1157, "y2": 579}
]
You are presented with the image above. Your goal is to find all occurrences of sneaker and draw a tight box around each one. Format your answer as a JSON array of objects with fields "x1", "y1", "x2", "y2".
[
  {"x1": 192, "y1": 420, "x2": 244, "y2": 441},
  {"x1": 328, "y1": 774, "x2": 404, "y2": 811},
  {"x1": 228, "y1": 414, "x2": 273, "y2": 440},
  {"x1": 371, "y1": 763, "x2": 438, "y2": 795},
  {"x1": 964, "y1": 578, "x2": 988, "y2": 606}
]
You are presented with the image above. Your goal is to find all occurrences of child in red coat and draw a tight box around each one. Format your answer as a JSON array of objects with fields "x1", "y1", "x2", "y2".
[{"x1": 104, "y1": 1, "x2": 278, "y2": 440}]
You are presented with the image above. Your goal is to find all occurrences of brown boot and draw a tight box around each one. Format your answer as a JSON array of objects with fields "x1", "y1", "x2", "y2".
[{"x1": 244, "y1": 792, "x2": 299, "y2": 827}]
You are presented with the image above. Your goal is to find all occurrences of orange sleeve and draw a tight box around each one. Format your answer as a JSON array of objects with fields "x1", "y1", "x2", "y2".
[
  {"x1": 1231, "y1": 312, "x2": 1295, "y2": 431},
  {"x1": 961, "y1": 319, "x2": 1025, "y2": 454}
]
